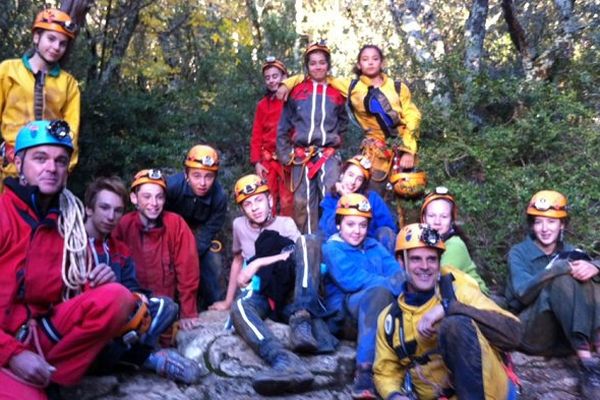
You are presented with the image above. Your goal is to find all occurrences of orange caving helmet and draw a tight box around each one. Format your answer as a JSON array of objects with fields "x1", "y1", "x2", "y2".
[
  {"x1": 305, "y1": 40, "x2": 331, "y2": 57},
  {"x1": 235, "y1": 174, "x2": 269, "y2": 204},
  {"x1": 336, "y1": 193, "x2": 372, "y2": 219},
  {"x1": 32, "y1": 8, "x2": 77, "y2": 39},
  {"x1": 262, "y1": 56, "x2": 288, "y2": 76},
  {"x1": 117, "y1": 293, "x2": 151, "y2": 337},
  {"x1": 345, "y1": 155, "x2": 372, "y2": 181},
  {"x1": 395, "y1": 223, "x2": 446, "y2": 255},
  {"x1": 389, "y1": 169, "x2": 427, "y2": 198},
  {"x1": 527, "y1": 190, "x2": 568, "y2": 219},
  {"x1": 131, "y1": 169, "x2": 167, "y2": 192},
  {"x1": 184, "y1": 145, "x2": 219, "y2": 171},
  {"x1": 420, "y1": 186, "x2": 458, "y2": 222}
]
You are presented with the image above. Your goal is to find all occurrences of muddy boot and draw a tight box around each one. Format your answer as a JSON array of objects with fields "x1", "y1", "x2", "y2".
[
  {"x1": 289, "y1": 309, "x2": 318, "y2": 353},
  {"x1": 143, "y1": 348, "x2": 207, "y2": 384},
  {"x1": 252, "y1": 350, "x2": 314, "y2": 395},
  {"x1": 351, "y1": 363, "x2": 377, "y2": 399},
  {"x1": 581, "y1": 358, "x2": 600, "y2": 400}
]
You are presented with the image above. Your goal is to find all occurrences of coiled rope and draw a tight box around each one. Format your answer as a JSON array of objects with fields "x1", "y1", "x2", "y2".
[{"x1": 58, "y1": 188, "x2": 91, "y2": 300}]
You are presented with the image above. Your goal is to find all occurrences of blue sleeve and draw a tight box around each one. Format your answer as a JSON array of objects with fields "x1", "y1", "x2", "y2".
[
  {"x1": 322, "y1": 241, "x2": 391, "y2": 294},
  {"x1": 319, "y1": 194, "x2": 339, "y2": 238},
  {"x1": 368, "y1": 191, "x2": 397, "y2": 234},
  {"x1": 196, "y1": 187, "x2": 228, "y2": 256}
]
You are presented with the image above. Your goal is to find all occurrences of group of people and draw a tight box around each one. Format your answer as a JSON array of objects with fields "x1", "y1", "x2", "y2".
[{"x1": 1, "y1": 7, "x2": 599, "y2": 400}]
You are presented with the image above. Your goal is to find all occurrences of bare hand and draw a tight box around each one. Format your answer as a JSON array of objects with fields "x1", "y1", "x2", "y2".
[
  {"x1": 208, "y1": 300, "x2": 232, "y2": 311},
  {"x1": 398, "y1": 153, "x2": 415, "y2": 170},
  {"x1": 8, "y1": 350, "x2": 56, "y2": 387},
  {"x1": 417, "y1": 305, "x2": 444, "y2": 339},
  {"x1": 179, "y1": 317, "x2": 202, "y2": 331},
  {"x1": 255, "y1": 162, "x2": 269, "y2": 179},
  {"x1": 88, "y1": 263, "x2": 116, "y2": 288},
  {"x1": 335, "y1": 181, "x2": 351, "y2": 196},
  {"x1": 570, "y1": 260, "x2": 599, "y2": 282},
  {"x1": 275, "y1": 84, "x2": 290, "y2": 101}
]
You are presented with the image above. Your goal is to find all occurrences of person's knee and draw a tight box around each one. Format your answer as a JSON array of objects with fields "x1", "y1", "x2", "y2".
[
  {"x1": 361, "y1": 286, "x2": 394, "y2": 311},
  {"x1": 438, "y1": 315, "x2": 478, "y2": 352},
  {"x1": 93, "y1": 283, "x2": 137, "y2": 322}
]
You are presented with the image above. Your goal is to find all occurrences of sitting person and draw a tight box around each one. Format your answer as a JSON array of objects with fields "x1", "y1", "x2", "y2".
[
  {"x1": 113, "y1": 169, "x2": 201, "y2": 332},
  {"x1": 420, "y1": 186, "x2": 488, "y2": 292},
  {"x1": 319, "y1": 155, "x2": 397, "y2": 253},
  {"x1": 321, "y1": 193, "x2": 405, "y2": 399},
  {"x1": 374, "y1": 223, "x2": 521, "y2": 400},
  {"x1": 84, "y1": 176, "x2": 203, "y2": 384},
  {"x1": 220, "y1": 174, "x2": 336, "y2": 395},
  {"x1": 505, "y1": 190, "x2": 600, "y2": 399}
]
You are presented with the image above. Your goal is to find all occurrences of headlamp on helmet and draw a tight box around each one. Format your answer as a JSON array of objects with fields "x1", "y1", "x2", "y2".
[
  {"x1": 131, "y1": 169, "x2": 167, "y2": 191},
  {"x1": 526, "y1": 190, "x2": 568, "y2": 219},
  {"x1": 336, "y1": 193, "x2": 373, "y2": 219},
  {"x1": 235, "y1": 174, "x2": 270, "y2": 204}
]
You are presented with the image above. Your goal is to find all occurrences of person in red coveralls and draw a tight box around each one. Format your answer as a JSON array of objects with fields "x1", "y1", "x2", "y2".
[
  {"x1": 113, "y1": 169, "x2": 201, "y2": 332},
  {"x1": 0, "y1": 120, "x2": 137, "y2": 400},
  {"x1": 250, "y1": 57, "x2": 293, "y2": 216}
]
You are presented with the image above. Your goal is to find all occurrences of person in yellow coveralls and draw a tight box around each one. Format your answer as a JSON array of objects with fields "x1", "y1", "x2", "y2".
[
  {"x1": 373, "y1": 223, "x2": 521, "y2": 400},
  {"x1": 0, "y1": 8, "x2": 81, "y2": 191}
]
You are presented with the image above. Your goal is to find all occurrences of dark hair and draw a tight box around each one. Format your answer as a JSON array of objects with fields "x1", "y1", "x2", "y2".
[
  {"x1": 84, "y1": 176, "x2": 128, "y2": 209},
  {"x1": 352, "y1": 45, "x2": 385, "y2": 76},
  {"x1": 334, "y1": 213, "x2": 371, "y2": 228},
  {"x1": 330, "y1": 161, "x2": 370, "y2": 196},
  {"x1": 304, "y1": 49, "x2": 331, "y2": 71}
]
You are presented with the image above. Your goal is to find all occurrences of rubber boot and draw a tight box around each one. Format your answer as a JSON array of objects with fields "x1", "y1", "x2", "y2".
[
  {"x1": 581, "y1": 358, "x2": 600, "y2": 400},
  {"x1": 252, "y1": 349, "x2": 314, "y2": 395},
  {"x1": 289, "y1": 309, "x2": 318, "y2": 353},
  {"x1": 351, "y1": 363, "x2": 377, "y2": 399},
  {"x1": 143, "y1": 348, "x2": 207, "y2": 384}
]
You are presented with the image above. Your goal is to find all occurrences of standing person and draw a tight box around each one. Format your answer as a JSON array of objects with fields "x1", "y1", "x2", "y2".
[
  {"x1": 505, "y1": 190, "x2": 600, "y2": 399},
  {"x1": 420, "y1": 186, "x2": 488, "y2": 292},
  {"x1": 250, "y1": 57, "x2": 293, "y2": 216},
  {"x1": 213, "y1": 174, "x2": 337, "y2": 395},
  {"x1": 276, "y1": 41, "x2": 348, "y2": 234},
  {"x1": 0, "y1": 8, "x2": 81, "y2": 191},
  {"x1": 321, "y1": 193, "x2": 405, "y2": 399},
  {"x1": 83, "y1": 176, "x2": 204, "y2": 384},
  {"x1": 278, "y1": 45, "x2": 424, "y2": 224},
  {"x1": 114, "y1": 169, "x2": 201, "y2": 332},
  {"x1": 319, "y1": 154, "x2": 397, "y2": 253},
  {"x1": 374, "y1": 223, "x2": 521, "y2": 400},
  {"x1": 0, "y1": 120, "x2": 137, "y2": 399},
  {"x1": 166, "y1": 144, "x2": 227, "y2": 310}
]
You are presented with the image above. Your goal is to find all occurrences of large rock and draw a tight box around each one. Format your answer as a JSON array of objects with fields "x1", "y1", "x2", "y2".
[{"x1": 512, "y1": 352, "x2": 581, "y2": 399}]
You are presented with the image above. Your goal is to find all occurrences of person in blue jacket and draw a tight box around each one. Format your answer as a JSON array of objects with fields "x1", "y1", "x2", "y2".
[
  {"x1": 319, "y1": 155, "x2": 397, "y2": 253},
  {"x1": 322, "y1": 193, "x2": 405, "y2": 399}
]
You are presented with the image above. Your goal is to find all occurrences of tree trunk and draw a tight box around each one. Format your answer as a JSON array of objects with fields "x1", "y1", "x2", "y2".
[
  {"x1": 245, "y1": 0, "x2": 265, "y2": 51},
  {"x1": 501, "y1": 0, "x2": 536, "y2": 79},
  {"x1": 464, "y1": 0, "x2": 489, "y2": 74},
  {"x1": 554, "y1": 0, "x2": 579, "y2": 35},
  {"x1": 414, "y1": 0, "x2": 446, "y2": 61}
]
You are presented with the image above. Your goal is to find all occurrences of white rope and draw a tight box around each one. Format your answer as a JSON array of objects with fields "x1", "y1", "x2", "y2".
[{"x1": 58, "y1": 188, "x2": 91, "y2": 300}]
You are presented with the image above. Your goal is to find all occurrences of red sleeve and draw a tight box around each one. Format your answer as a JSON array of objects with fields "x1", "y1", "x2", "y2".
[
  {"x1": 171, "y1": 215, "x2": 200, "y2": 318},
  {"x1": 0, "y1": 331, "x2": 26, "y2": 367},
  {"x1": 250, "y1": 98, "x2": 266, "y2": 164}
]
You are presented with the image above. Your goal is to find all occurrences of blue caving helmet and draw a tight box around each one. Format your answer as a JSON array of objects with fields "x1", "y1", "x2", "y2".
[{"x1": 15, "y1": 120, "x2": 74, "y2": 154}]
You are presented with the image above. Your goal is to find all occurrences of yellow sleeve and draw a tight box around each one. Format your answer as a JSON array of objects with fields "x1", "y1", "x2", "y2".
[
  {"x1": 373, "y1": 305, "x2": 406, "y2": 399},
  {"x1": 398, "y1": 83, "x2": 421, "y2": 155},
  {"x1": 62, "y1": 74, "x2": 81, "y2": 171},
  {"x1": 327, "y1": 76, "x2": 352, "y2": 97},
  {"x1": 281, "y1": 74, "x2": 305, "y2": 90}
]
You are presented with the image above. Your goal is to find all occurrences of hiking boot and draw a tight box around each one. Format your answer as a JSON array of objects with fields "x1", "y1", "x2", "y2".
[
  {"x1": 252, "y1": 350, "x2": 314, "y2": 395},
  {"x1": 143, "y1": 348, "x2": 206, "y2": 384},
  {"x1": 289, "y1": 310, "x2": 318, "y2": 353},
  {"x1": 580, "y1": 358, "x2": 600, "y2": 400},
  {"x1": 351, "y1": 364, "x2": 377, "y2": 399}
]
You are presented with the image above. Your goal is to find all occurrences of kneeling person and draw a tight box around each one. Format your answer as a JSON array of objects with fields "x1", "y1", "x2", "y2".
[
  {"x1": 223, "y1": 174, "x2": 336, "y2": 395},
  {"x1": 84, "y1": 176, "x2": 202, "y2": 383},
  {"x1": 374, "y1": 223, "x2": 521, "y2": 400}
]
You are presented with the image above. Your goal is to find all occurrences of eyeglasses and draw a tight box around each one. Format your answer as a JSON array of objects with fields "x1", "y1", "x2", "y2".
[
  {"x1": 420, "y1": 225, "x2": 442, "y2": 246},
  {"x1": 187, "y1": 155, "x2": 217, "y2": 167},
  {"x1": 42, "y1": 17, "x2": 77, "y2": 34},
  {"x1": 135, "y1": 169, "x2": 163, "y2": 181},
  {"x1": 48, "y1": 120, "x2": 70, "y2": 139},
  {"x1": 532, "y1": 197, "x2": 566, "y2": 212}
]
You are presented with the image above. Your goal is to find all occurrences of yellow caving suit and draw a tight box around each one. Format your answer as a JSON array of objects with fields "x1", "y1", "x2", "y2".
[
  {"x1": 0, "y1": 56, "x2": 80, "y2": 189},
  {"x1": 374, "y1": 266, "x2": 521, "y2": 400}
]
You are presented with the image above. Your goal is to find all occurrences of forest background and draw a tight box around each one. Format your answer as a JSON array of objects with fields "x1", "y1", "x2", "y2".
[{"x1": 1, "y1": 0, "x2": 598, "y2": 290}]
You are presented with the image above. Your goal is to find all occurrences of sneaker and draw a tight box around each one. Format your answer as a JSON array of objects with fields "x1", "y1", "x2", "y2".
[
  {"x1": 289, "y1": 310, "x2": 318, "y2": 353},
  {"x1": 351, "y1": 364, "x2": 377, "y2": 399},
  {"x1": 252, "y1": 350, "x2": 314, "y2": 395},
  {"x1": 143, "y1": 348, "x2": 206, "y2": 384},
  {"x1": 581, "y1": 358, "x2": 600, "y2": 400}
]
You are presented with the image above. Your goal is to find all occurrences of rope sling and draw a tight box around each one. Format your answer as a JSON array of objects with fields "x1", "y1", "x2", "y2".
[{"x1": 58, "y1": 188, "x2": 92, "y2": 300}]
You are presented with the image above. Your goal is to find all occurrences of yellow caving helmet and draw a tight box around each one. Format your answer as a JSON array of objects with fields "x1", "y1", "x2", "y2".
[
  {"x1": 527, "y1": 190, "x2": 568, "y2": 219},
  {"x1": 336, "y1": 193, "x2": 372, "y2": 219},
  {"x1": 420, "y1": 186, "x2": 458, "y2": 222},
  {"x1": 130, "y1": 169, "x2": 167, "y2": 192},
  {"x1": 395, "y1": 223, "x2": 446, "y2": 255},
  {"x1": 235, "y1": 174, "x2": 269, "y2": 204},
  {"x1": 304, "y1": 40, "x2": 331, "y2": 57},
  {"x1": 345, "y1": 155, "x2": 372, "y2": 181},
  {"x1": 184, "y1": 145, "x2": 219, "y2": 171},
  {"x1": 389, "y1": 169, "x2": 427, "y2": 198},
  {"x1": 33, "y1": 8, "x2": 77, "y2": 39}
]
